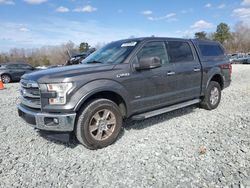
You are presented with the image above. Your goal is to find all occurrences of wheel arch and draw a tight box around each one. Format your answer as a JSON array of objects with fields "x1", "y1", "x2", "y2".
[
  {"x1": 76, "y1": 90, "x2": 128, "y2": 117},
  {"x1": 1, "y1": 73, "x2": 12, "y2": 82},
  {"x1": 207, "y1": 74, "x2": 224, "y2": 90},
  {"x1": 73, "y1": 80, "x2": 130, "y2": 118}
]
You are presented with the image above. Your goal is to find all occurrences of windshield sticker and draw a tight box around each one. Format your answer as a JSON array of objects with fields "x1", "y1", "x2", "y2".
[{"x1": 121, "y1": 42, "x2": 137, "y2": 47}]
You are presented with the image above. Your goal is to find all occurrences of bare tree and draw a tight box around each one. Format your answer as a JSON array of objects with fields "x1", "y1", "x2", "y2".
[{"x1": 224, "y1": 22, "x2": 250, "y2": 53}]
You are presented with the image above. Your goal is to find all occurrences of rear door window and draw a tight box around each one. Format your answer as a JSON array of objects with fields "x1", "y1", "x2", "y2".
[
  {"x1": 6, "y1": 64, "x2": 17, "y2": 69},
  {"x1": 167, "y1": 41, "x2": 194, "y2": 63},
  {"x1": 199, "y1": 44, "x2": 224, "y2": 57}
]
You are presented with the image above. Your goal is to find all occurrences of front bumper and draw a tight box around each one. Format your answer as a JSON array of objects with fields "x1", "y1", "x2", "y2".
[{"x1": 17, "y1": 105, "x2": 76, "y2": 132}]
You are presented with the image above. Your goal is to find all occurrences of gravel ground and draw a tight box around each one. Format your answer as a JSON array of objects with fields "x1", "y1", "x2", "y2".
[{"x1": 0, "y1": 64, "x2": 250, "y2": 188}]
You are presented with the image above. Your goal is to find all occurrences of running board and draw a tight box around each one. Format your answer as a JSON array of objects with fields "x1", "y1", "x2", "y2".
[{"x1": 131, "y1": 99, "x2": 201, "y2": 121}]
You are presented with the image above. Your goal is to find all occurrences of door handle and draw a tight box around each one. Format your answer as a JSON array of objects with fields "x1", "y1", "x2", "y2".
[
  {"x1": 193, "y1": 68, "x2": 201, "y2": 72},
  {"x1": 167, "y1": 71, "x2": 176, "y2": 76}
]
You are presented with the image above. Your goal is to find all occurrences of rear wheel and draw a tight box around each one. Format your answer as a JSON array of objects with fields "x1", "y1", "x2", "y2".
[
  {"x1": 1, "y1": 74, "x2": 11, "y2": 83},
  {"x1": 76, "y1": 99, "x2": 122, "y2": 150},
  {"x1": 200, "y1": 81, "x2": 221, "y2": 110}
]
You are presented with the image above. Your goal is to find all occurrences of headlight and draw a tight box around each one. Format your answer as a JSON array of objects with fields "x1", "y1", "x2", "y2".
[{"x1": 47, "y1": 83, "x2": 73, "y2": 105}]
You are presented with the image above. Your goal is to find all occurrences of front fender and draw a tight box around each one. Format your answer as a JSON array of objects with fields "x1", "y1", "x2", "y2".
[{"x1": 73, "y1": 79, "x2": 130, "y2": 112}]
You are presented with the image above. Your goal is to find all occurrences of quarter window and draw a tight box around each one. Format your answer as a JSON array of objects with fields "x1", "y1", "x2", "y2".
[
  {"x1": 167, "y1": 41, "x2": 194, "y2": 63},
  {"x1": 137, "y1": 42, "x2": 169, "y2": 65},
  {"x1": 199, "y1": 44, "x2": 224, "y2": 57}
]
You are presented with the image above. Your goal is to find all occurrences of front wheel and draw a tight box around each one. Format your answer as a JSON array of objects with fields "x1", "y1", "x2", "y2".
[
  {"x1": 76, "y1": 99, "x2": 122, "y2": 150},
  {"x1": 1, "y1": 74, "x2": 11, "y2": 83},
  {"x1": 200, "y1": 81, "x2": 221, "y2": 110}
]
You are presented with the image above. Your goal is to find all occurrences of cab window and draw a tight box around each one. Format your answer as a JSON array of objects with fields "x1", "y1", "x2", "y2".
[
  {"x1": 167, "y1": 41, "x2": 194, "y2": 63},
  {"x1": 137, "y1": 41, "x2": 169, "y2": 65}
]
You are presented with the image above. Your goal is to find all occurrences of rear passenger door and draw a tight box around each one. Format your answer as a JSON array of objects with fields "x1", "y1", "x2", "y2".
[{"x1": 167, "y1": 40, "x2": 202, "y2": 101}]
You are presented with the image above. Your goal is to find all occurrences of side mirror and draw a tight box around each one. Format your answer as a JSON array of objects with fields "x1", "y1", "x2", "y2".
[{"x1": 135, "y1": 57, "x2": 161, "y2": 71}]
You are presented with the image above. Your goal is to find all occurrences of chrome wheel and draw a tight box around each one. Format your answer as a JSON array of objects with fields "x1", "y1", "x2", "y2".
[
  {"x1": 210, "y1": 87, "x2": 219, "y2": 106},
  {"x1": 1, "y1": 75, "x2": 11, "y2": 83},
  {"x1": 89, "y1": 109, "x2": 116, "y2": 141}
]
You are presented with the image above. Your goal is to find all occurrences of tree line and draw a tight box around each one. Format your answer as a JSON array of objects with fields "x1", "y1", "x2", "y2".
[
  {"x1": 0, "y1": 22, "x2": 249, "y2": 66},
  {"x1": 0, "y1": 41, "x2": 100, "y2": 67},
  {"x1": 194, "y1": 22, "x2": 250, "y2": 53}
]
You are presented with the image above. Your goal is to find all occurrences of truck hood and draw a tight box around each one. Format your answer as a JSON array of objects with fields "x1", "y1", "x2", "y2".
[{"x1": 22, "y1": 64, "x2": 115, "y2": 83}]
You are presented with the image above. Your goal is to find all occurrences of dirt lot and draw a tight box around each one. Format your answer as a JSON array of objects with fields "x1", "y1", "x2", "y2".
[{"x1": 0, "y1": 65, "x2": 250, "y2": 188}]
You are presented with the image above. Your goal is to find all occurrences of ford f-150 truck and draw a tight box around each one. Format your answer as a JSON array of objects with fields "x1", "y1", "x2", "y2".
[{"x1": 17, "y1": 37, "x2": 231, "y2": 149}]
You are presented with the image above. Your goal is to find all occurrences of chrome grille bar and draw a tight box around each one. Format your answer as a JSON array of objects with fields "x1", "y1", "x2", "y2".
[{"x1": 20, "y1": 79, "x2": 41, "y2": 109}]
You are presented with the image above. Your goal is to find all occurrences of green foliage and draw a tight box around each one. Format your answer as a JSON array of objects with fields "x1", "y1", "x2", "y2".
[
  {"x1": 195, "y1": 31, "x2": 207, "y2": 40},
  {"x1": 0, "y1": 54, "x2": 9, "y2": 64},
  {"x1": 42, "y1": 56, "x2": 50, "y2": 66},
  {"x1": 214, "y1": 23, "x2": 231, "y2": 44},
  {"x1": 79, "y1": 42, "x2": 90, "y2": 52},
  {"x1": 26, "y1": 57, "x2": 40, "y2": 67}
]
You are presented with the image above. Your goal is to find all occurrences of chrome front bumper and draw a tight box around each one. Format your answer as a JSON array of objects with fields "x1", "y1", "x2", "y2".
[{"x1": 17, "y1": 105, "x2": 76, "y2": 132}]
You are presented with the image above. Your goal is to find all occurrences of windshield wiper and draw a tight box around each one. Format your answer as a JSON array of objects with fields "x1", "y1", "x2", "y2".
[{"x1": 86, "y1": 60, "x2": 103, "y2": 64}]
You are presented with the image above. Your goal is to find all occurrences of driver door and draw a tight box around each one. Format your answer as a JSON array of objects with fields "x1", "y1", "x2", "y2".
[{"x1": 127, "y1": 41, "x2": 179, "y2": 114}]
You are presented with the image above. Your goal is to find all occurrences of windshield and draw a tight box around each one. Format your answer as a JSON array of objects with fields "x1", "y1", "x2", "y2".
[{"x1": 81, "y1": 40, "x2": 138, "y2": 65}]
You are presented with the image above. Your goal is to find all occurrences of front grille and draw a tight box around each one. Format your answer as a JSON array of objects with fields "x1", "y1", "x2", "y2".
[{"x1": 20, "y1": 79, "x2": 41, "y2": 109}]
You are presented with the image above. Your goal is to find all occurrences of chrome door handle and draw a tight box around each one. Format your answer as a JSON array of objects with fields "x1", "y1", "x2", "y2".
[
  {"x1": 167, "y1": 71, "x2": 176, "y2": 76},
  {"x1": 193, "y1": 68, "x2": 201, "y2": 72}
]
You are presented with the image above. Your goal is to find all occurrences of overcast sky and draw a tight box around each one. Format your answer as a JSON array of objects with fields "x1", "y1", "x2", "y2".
[{"x1": 0, "y1": 0, "x2": 250, "y2": 52}]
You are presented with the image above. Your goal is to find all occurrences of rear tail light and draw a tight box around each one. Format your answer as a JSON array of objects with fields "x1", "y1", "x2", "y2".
[{"x1": 220, "y1": 63, "x2": 232, "y2": 76}]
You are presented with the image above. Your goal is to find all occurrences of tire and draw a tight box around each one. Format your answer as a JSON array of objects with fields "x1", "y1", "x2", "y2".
[
  {"x1": 200, "y1": 81, "x2": 221, "y2": 110},
  {"x1": 76, "y1": 99, "x2": 123, "y2": 150},
  {"x1": 1, "y1": 74, "x2": 11, "y2": 83}
]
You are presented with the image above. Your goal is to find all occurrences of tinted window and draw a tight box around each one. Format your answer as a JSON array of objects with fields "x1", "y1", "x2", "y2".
[
  {"x1": 167, "y1": 41, "x2": 194, "y2": 63},
  {"x1": 137, "y1": 42, "x2": 169, "y2": 65},
  {"x1": 6, "y1": 64, "x2": 18, "y2": 69},
  {"x1": 199, "y1": 44, "x2": 224, "y2": 57}
]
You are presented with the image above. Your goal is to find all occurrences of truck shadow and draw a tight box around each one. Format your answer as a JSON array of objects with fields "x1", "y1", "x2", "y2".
[
  {"x1": 37, "y1": 105, "x2": 197, "y2": 148},
  {"x1": 38, "y1": 130, "x2": 78, "y2": 148}
]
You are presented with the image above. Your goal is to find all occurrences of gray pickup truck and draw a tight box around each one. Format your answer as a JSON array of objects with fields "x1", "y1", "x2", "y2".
[{"x1": 17, "y1": 37, "x2": 231, "y2": 149}]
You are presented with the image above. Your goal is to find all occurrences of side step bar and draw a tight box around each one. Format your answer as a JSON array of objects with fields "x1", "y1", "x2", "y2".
[{"x1": 131, "y1": 99, "x2": 201, "y2": 121}]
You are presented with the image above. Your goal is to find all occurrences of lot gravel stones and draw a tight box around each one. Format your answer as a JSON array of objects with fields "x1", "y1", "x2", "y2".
[{"x1": 0, "y1": 65, "x2": 250, "y2": 188}]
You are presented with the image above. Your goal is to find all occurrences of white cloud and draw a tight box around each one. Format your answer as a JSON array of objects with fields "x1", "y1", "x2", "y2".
[
  {"x1": 233, "y1": 8, "x2": 250, "y2": 18},
  {"x1": 217, "y1": 4, "x2": 225, "y2": 9},
  {"x1": 19, "y1": 27, "x2": 30, "y2": 32},
  {"x1": 241, "y1": 0, "x2": 250, "y2": 5},
  {"x1": 141, "y1": 10, "x2": 152, "y2": 15},
  {"x1": 23, "y1": 0, "x2": 47, "y2": 4},
  {"x1": 191, "y1": 20, "x2": 214, "y2": 30},
  {"x1": 73, "y1": 5, "x2": 97, "y2": 13},
  {"x1": 56, "y1": 6, "x2": 69, "y2": 13},
  {"x1": 1, "y1": 18, "x2": 173, "y2": 51},
  {"x1": 147, "y1": 13, "x2": 177, "y2": 21},
  {"x1": 205, "y1": 3, "x2": 212, "y2": 8},
  {"x1": 0, "y1": 0, "x2": 15, "y2": 5}
]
